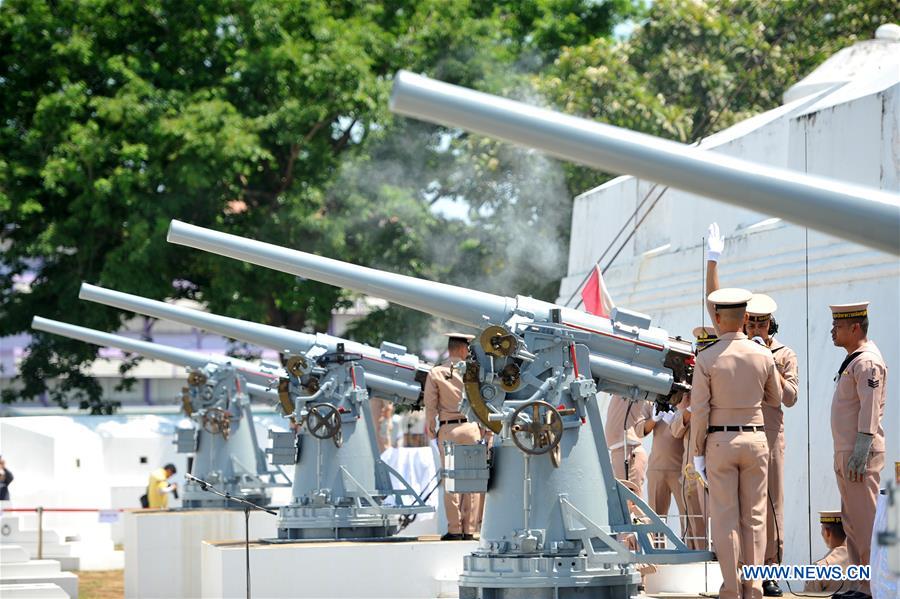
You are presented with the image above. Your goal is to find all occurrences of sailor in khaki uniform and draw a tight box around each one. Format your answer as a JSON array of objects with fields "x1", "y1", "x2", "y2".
[
  {"x1": 705, "y1": 224, "x2": 801, "y2": 596},
  {"x1": 691, "y1": 289, "x2": 782, "y2": 599},
  {"x1": 424, "y1": 333, "x2": 483, "y2": 540},
  {"x1": 804, "y1": 510, "x2": 850, "y2": 594},
  {"x1": 669, "y1": 326, "x2": 717, "y2": 550},
  {"x1": 829, "y1": 302, "x2": 887, "y2": 599},
  {"x1": 745, "y1": 294, "x2": 800, "y2": 597},
  {"x1": 605, "y1": 394, "x2": 653, "y2": 494},
  {"x1": 645, "y1": 402, "x2": 686, "y2": 525}
]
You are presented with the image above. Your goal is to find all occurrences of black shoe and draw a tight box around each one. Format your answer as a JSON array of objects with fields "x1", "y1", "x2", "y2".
[
  {"x1": 832, "y1": 592, "x2": 867, "y2": 599},
  {"x1": 441, "y1": 532, "x2": 464, "y2": 541},
  {"x1": 461, "y1": 533, "x2": 475, "y2": 541},
  {"x1": 762, "y1": 580, "x2": 783, "y2": 597}
]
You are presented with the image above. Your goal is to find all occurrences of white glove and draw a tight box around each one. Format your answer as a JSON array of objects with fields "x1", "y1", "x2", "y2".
[
  {"x1": 706, "y1": 222, "x2": 725, "y2": 263},
  {"x1": 693, "y1": 456, "x2": 708, "y2": 486},
  {"x1": 662, "y1": 410, "x2": 677, "y2": 425},
  {"x1": 651, "y1": 405, "x2": 664, "y2": 422}
]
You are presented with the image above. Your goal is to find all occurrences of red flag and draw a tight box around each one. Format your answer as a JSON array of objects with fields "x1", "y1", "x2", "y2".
[{"x1": 580, "y1": 265, "x2": 615, "y2": 318}]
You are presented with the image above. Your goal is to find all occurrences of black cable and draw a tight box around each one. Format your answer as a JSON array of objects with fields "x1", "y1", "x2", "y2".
[
  {"x1": 245, "y1": 507, "x2": 251, "y2": 599},
  {"x1": 767, "y1": 490, "x2": 846, "y2": 598},
  {"x1": 562, "y1": 184, "x2": 661, "y2": 307},
  {"x1": 623, "y1": 400, "x2": 634, "y2": 482},
  {"x1": 396, "y1": 468, "x2": 443, "y2": 532}
]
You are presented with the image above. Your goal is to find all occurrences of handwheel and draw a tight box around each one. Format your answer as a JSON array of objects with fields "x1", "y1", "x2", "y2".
[
  {"x1": 306, "y1": 403, "x2": 342, "y2": 445},
  {"x1": 510, "y1": 400, "x2": 564, "y2": 456},
  {"x1": 201, "y1": 407, "x2": 232, "y2": 439}
]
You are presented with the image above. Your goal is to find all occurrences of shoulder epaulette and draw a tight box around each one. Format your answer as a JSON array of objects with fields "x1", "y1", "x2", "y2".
[{"x1": 697, "y1": 339, "x2": 720, "y2": 352}]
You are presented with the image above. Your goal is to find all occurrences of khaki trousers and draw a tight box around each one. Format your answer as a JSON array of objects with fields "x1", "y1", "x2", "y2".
[
  {"x1": 833, "y1": 450, "x2": 884, "y2": 595},
  {"x1": 610, "y1": 445, "x2": 648, "y2": 493},
  {"x1": 647, "y1": 469, "x2": 686, "y2": 519},
  {"x1": 683, "y1": 478, "x2": 709, "y2": 550},
  {"x1": 707, "y1": 431, "x2": 769, "y2": 599},
  {"x1": 438, "y1": 422, "x2": 483, "y2": 534},
  {"x1": 764, "y1": 429, "x2": 785, "y2": 564}
]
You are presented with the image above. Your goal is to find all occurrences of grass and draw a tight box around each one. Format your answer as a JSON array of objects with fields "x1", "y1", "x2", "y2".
[{"x1": 76, "y1": 569, "x2": 124, "y2": 599}]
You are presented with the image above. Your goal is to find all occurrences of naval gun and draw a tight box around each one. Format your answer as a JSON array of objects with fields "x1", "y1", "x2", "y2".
[
  {"x1": 31, "y1": 316, "x2": 287, "y2": 508},
  {"x1": 389, "y1": 70, "x2": 900, "y2": 256},
  {"x1": 164, "y1": 222, "x2": 710, "y2": 597},
  {"x1": 76, "y1": 284, "x2": 434, "y2": 539}
]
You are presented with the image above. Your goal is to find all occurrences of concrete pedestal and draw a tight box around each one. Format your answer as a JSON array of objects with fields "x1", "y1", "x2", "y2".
[
  {"x1": 1, "y1": 513, "x2": 122, "y2": 571},
  {"x1": 644, "y1": 562, "x2": 724, "y2": 595},
  {"x1": 0, "y1": 542, "x2": 77, "y2": 598},
  {"x1": 124, "y1": 509, "x2": 278, "y2": 599},
  {"x1": 201, "y1": 538, "x2": 478, "y2": 598}
]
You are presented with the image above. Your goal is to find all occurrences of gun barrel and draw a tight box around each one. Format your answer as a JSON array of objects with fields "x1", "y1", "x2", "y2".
[
  {"x1": 245, "y1": 382, "x2": 278, "y2": 400},
  {"x1": 31, "y1": 316, "x2": 282, "y2": 387},
  {"x1": 390, "y1": 70, "x2": 900, "y2": 255},
  {"x1": 167, "y1": 220, "x2": 513, "y2": 327},
  {"x1": 79, "y1": 283, "x2": 317, "y2": 355},
  {"x1": 79, "y1": 283, "x2": 427, "y2": 402}
]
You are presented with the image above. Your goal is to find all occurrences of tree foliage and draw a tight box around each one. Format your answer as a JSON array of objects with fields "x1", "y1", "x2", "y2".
[
  {"x1": 538, "y1": 0, "x2": 898, "y2": 194},
  {"x1": 0, "y1": 0, "x2": 633, "y2": 411},
  {"x1": 3, "y1": 0, "x2": 895, "y2": 411}
]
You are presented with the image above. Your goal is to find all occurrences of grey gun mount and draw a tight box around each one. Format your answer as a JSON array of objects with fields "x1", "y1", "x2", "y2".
[
  {"x1": 447, "y1": 322, "x2": 710, "y2": 598},
  {"x1": 30, "y1": 316, "x2": 288, "y2": 509},
  {"x1": 163, "y1": 224, "x2": 708, "y2": 597},
  {"x1": 74, "y1": 286, "x2": 434, "y2": 539},
  {"x1": 390, "y1": 70, "x2": 900, "y2": 256},
  {"x1": 273, "y1": 343, "x2": 432, "y2": 540},
  {"x1": 176, "y1": 362, "x2": 289, "y2": 508},
  {"x1": 166, "y1": 221, "x2": 693, "y2": 403},
  {"x1": 79, "y1": 283, "x2": 428, "y2": 406}
]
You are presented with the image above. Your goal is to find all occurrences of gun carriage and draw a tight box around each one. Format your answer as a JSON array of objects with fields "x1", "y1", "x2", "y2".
[
  {"x1": 77, "y1": 284, "x2": 434, "y2": 539},
  {"x1": 31, "y1": 316, "x2": 285, "y2": 508}
]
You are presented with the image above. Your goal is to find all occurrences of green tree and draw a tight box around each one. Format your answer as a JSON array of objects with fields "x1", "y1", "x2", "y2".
[
  {"x1": 538, "y1": 0, "x2": 898, "y2": 195},
  {"x1": 0, "y1": 0, "x2": 633, "y2": 411}
]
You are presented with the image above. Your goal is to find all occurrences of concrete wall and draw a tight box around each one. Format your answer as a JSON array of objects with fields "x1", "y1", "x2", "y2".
[{"x1": 558, "y1": 77, "x2": 899, "y2": 566}]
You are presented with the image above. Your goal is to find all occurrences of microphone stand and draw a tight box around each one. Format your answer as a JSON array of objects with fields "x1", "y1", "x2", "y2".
[{"x1": 185, "y1": 474, "x2": 277, "y2": 599}]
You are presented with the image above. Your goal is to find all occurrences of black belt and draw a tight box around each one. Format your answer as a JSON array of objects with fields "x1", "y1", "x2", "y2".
[
  {"x1": 439, "y1": 418, "x2": 467, "y2": 425},
  {"x1": 708, "y1": 425, "x2": 764, "y2": 433}
]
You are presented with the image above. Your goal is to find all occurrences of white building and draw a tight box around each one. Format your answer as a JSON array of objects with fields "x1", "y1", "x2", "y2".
[{"x1": 558, "y1": 27, "x2": 899, "y2": 566}]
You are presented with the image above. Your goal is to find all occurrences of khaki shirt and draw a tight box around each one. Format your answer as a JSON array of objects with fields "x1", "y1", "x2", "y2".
[
  {"x1": 831, "y1": 341, "x2": 887, "y2": 452},
  {"x1": 763, "y1": 338, "x2": 799, "y2": 432},
  {"x1": 690, "y1": 331, "x2": 782, "y2": 457},
  {"x1": 669, "y1": 407, "x2": 694, "y2": 464},
  {"x1": 423, "y1": 363, "x2": 464, "y2": 425},
  {"x1": 648, "y1": 418, "x2": 685, "y2": 471},
  {"x1": 604, "y1": 394, "x2": 652, "y2": 450},
  {"x1": 803, "y1": 545, "x2": 849, "y2": 593}
]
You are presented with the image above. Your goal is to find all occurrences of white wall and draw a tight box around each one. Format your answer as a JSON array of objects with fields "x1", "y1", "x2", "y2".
[
  {"x1": 0, "y1": 412, "x2": 294, "y2": 544},
  {"x1": 559, "y1": 75, "x2": 899, "y2": 565}
]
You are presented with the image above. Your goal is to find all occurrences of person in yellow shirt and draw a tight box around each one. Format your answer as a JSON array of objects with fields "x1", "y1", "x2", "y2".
[{"x1": 146, "y1": 463, "x2": 178, "y2": 509}]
